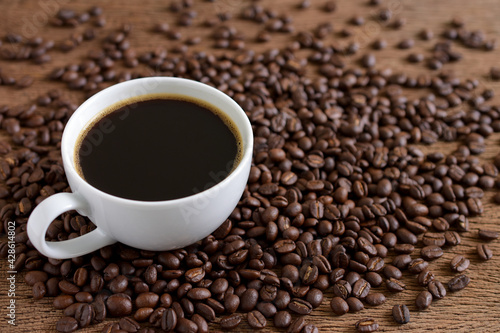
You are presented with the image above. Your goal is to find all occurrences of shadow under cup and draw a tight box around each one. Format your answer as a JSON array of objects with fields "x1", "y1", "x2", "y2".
[{"x1": 28, "y1": 77, "x2": 253, "y2": 258}]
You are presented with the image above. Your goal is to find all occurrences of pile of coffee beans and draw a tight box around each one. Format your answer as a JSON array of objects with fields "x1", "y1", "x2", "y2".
[{"x1": 0, "y1": 1, "x2": 499, "y2": 333}]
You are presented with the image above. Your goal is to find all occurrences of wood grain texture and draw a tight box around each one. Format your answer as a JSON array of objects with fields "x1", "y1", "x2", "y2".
[{"x1": 0, "y1": 0, "x2": 499, "y2": 332}]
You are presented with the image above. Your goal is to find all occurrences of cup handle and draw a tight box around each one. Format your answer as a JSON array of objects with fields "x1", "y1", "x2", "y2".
[{"x1": 27, "y1": 193, "x2": 116, "y2": 259}]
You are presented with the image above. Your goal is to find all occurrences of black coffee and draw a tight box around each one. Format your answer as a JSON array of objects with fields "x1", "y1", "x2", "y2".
[{"x1": 76, "y1": 94, "x2": 242, "y2": 201}]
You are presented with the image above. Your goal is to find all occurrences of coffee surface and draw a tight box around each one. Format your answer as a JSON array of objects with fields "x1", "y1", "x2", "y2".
[{"x1": 76, "y1": 95, "x2": 241, "y2": 201}]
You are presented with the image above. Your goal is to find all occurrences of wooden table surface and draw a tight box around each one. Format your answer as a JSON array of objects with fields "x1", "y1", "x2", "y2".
[{"x1": 0, "y1": 0, "x2": 499, "y2": 332}]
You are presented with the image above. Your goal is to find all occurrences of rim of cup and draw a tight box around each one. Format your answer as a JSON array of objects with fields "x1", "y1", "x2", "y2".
[{"x1": 61, "y1": 77, "x2": 253, "y2": 207}]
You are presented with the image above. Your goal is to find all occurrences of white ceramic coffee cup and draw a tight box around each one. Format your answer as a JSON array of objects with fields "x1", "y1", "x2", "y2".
[{"x1": 27, "y1": 77, "x2": 253, "y2": 259}]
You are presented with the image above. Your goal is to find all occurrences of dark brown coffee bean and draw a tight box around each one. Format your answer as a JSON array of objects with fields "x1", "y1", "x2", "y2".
[
  {"x1": 59, "y1": 280, "x2": 80, "y2": 295},
  {"x1": 161, "y1": 308, "x2": 177, "y2": 331},
  {"x1": 92, "y1": 299, "x2": 106, "y2": 323},
  {"x1": 477, "y1": 244, "x2": 493, "y2": 260},
  {"x1": 352, "y1": 279, "x2": 371, "y2": 299},
  {"x1": 448, "y1": 274, "x2": 470, "y2": 292},
  {"x1": 392, "y1": 304, "x2": 410, "y2": 324},
  {"x1": 408, "y1": 258, "x2": 429, "y2": 274},
  {"x1": 25, "y1": 270, "x2": 48, "y2": 286},
  {"x1": 418, "y1": 269, "x2": 435, "y2": 286},
  {"x1": 478, "y1": 229, "x2": 499, "y2": 240},
  {"x1": 364, "y1": 292, "x2": 386, "y2": 306},
  {"x1": 450, "y1": 254, "x2": 469, "y2": 272},
  {"x1": 176, "y1": 317, "x2": 198, "y2": 333},
  {"x1": 33, "y1": 281, "x2": 47, "y2": 300},
  {"x1": 106, "y1": 294, "x2": 132, "y2": 317},
  {"x1": 355, "y1": 318, "x2": 379, "y2": 332},
  {"x1": 333, "y1": 280, "x2": 351, "y2": 299},
  {"x1": 240, "y1": 288, "x2": 259, "y2": 312},
  {"x1": 392, "y1": 254, "x2": 412, "y2": 270},
  {"x1": 306, "y1": 288, "x2": 324, "y2": 308},
  {"x1": 445, "y1": 231, "x2": 461, "y2": 246},
  {"x1": 415, "y1": 290, "x2": 433, "y2": 310},
  {"x1": 56, "y1": 316, "x2": 78, "y2": 333},
  {"x1": 75, "y1": 303, "x2": 94, "y2": 328},
  {"x1": 247, "y1": 310, "x2": 266, "y2": 329},
  {"x1": 220, "y1": 314, "x2": 241, "y2": 330},
  {"x1": 364, "y1": 272, "x2": 383, "y2": 288},
  {"x1": 383, "y1": 265, "x2": 402, "y2": 280},
  {"x1": 422, "y1": 232, "x2": 446, "y2": 247},
  {"x1": 191, "y1": 314, "x2": 208, "y2": 333},
  {"x1": 420, "y1": 245, "x2": 443, "y2": 260},
  {"x1": 53, "y1": 295, "x2": 75, "y2": 309},
  {"x1": 386, "y1": 277, "x2": 406, "y2": 292},
  {"x1": 224, "y1": 294, "x2": 240, "y2": 314},
  {"x1": 187, "y1": 288, "x2": 211, "y2": 300},
  {"x1": 118, "y1": 317, "x2": 141, "y2": 333},
  {"x1": 428, "y1": 280, "x2": 447, "y2": 299},
  {"x1": 273, "y1": 310, "x2": 291, "y2": 328},
  {"x1": 288, "y1": 298, "x2": 313, "y2": 315},
  {"x1": 347, "y1": 297, "x2": 364, "y2": 312},
  {"x1": 330, "y1": 296, "x2": 349, "y2": 315}
]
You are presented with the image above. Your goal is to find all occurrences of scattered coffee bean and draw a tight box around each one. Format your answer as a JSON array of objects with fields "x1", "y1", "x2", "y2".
[
  {"x1": 478, "y1": 229, "x2": 499, "y2": 240},
  {"x1": 355, "y1": 318, "x2": 379, "y2": 332},
  {"x1": 415, "y1": 290, "x2": 433, "y2": 310},
  {"x1": 450, "y1": 255, "x2": 470, "y2": 272},
  {"x1": 392, "y1": 304, "x2": 410, "y2": 324},
  {"x1": 477, "y1": 244, "x2": 493, "y2": 260},
  {"x1": 428, "y1": 280, "x2": 447, "y2": 299},
  {"x1": 56, "y1": 316, "x2": 78, "y2": 333},
  {"x1": 448, "y1": 274, "x2": 470, "y2": 292}
]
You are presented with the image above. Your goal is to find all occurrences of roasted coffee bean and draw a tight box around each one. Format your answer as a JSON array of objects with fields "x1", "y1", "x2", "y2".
[
  {"x1": 386, "y1": 278, "x2": 406, "y2": 292},
  {"x1": 408, "y1": 258, "x2": 429, "y2": 274},
  {"x1": 478, "y1": 229, "x2": 499, "y2": 240},
  {"x1": 247, "y1": 310, "x2": 266, "y2": 329},
  {"x1": 352, "y1": 279, "x2": 371, "y2": 299},
  {"x1": 383, "y1": 265, "x2": 402, "y2": 280},
  {"x1": 445, "y1": 231, "x2": 461, "y2": 246},
  {"x1": 333, "y1": 280, "x2": 351, "y2": 299},
  {"x1": 53, "y1": 295, "x2": 75, "y2": 309},
  {"x1": 240, "y1": 288, "x2": 258, "y2": 311},
  {"x1": 392, "y1": 254, "x2": 412, "y2": 270},
  {"x1": 418, "y1": 269, "x2": 435, "y2": 286},
  {"x1": 191, "y1": 314, "x2": 208, "y2": 333},
  {"x1": 355, "y1": 318, "x2": 379, "y2": 332},
  {"x1": 421, "y1": 245, "x2": 443, "y2": 260},
  {"x1": 347, "y1": 297, "x2": 364, "y2": 312},
  {"x1": 106, "y1": 294, "x2": 132, "y2": 317},
  {"x1": 25, "y1": 270, "x2": 48, "y2": 286},
  {"x1": 422, "y1": 232, "x2": 446, "y2": 247},
  {"x1": 477, "y1": 244, "x2": 493, "y2": 260},
  {"x1": 415, "y1": 290, "x2": 433, "y2": 310},
  {"x1": 187, "y1": 288, "x2": 211, "y2": 300},
  {"x1": 364, "y1": 292, "x2": 385, "y2": 306},
  {"x1": 56, "y1": 316, "x2": 78, "y2": 333},
  {"x1": 220, "y1": 314, "x2": 241, "y2": 330},
  {"x1": 428, "y1": 280, "x2": 447, "y2": 299},
  {"x1": 224, "y1": 294, "x2": 240, "y2": 313},
  {"x1": 33, "y1": 281, "x2": 47, "y2": 300},
  {"x1": 392, "y1": 304, "x2": 410, "y2": 324},
  {"x1": 75, "y1": 303, "x2": 94, "y2": 328},
  {"x1": 364, "y1": 272, "x2": 383, "y2": 288},
  {"x1": 450, "y1": 255, "x2": 469, "y2": 272},
  {"x1": 274, "y1": 310, "x2": 292, "y2": 328},
  {"x1": 448, "y1": 274, "x2": 470, "y2": 292},
  {"x1": 306, "y1": 288, "x2": 324, "y2": 308},
  {"x1": 288, "y1": 298, "x2": 313, "y2": 315},
  {"x1": 161, "y1": 308, "x2": 177, "y2": 331},
  {"x1": 330, "y1": 296, "x2": 349, "y2": 315}
]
